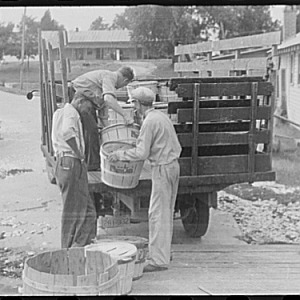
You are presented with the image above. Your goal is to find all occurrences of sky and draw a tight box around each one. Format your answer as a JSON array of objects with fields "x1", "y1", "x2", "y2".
[
  {"x1": 0, "y1": 5, "x2": 286, "y2": 31},
  {"x1": 0, "y1": 6, "x2": 127, "y2": 31}
]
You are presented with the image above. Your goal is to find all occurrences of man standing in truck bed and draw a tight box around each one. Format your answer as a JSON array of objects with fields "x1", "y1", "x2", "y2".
[{"x1": 71, "y1": 66, "x2": 135, "y2": 171}]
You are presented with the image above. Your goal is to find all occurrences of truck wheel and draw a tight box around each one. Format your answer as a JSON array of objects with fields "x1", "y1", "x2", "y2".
[{"x1": 179, "y1": 195, "x2": 210, "y2": 238}]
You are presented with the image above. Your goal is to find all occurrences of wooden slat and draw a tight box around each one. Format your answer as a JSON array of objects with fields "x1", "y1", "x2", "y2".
[
  {"x1": 41, "y1": 38, "x2": 52, "y2": 154},
  {"x1": 53, "y1": 274, "x2": 74, "y2": 287},
  {"x1": 102, "y1": 252, "x2": 112, "y2": 271},
  {"x1": 168, "y1": 99, "x2": 252, "y2": 114},
  {"x1": 77, "y1": 273, "x2": 97, "y2": 286},
  {"x1": 105, "y1": 262, "x2": 119, "y2": 280},
  {"x1": 177, "y1": 106, "x2": 271, "y2": 123},
  {"x1": 174, "y1": 31, "x2": 281, "y2": 55},
  {"x1": 99, "y1": 272, "x2": 108, "y2": 284},
  {"x1": 85, "y1": 250, "x2": 97, "y2": 275},
  {"x1": 192, "y1": 84, "x2": 200, "y2": 176},
  {"x1": 68, "y1": 247, "x2": 86, "y2": 285},
  {"x1": 169, "y1": 76, "x2": 264, "y2": 91},
  {"x1": 35, "y1": 251, "x2": 52, "y2": 273},
  {"x1": 248, "y1": 82, "x2": 258, "y2": 183},
  {"x1": 58, "y1": 31, "x2": 69, "y2": 104},
  {"x1": 174, "y1": 121, "x2": 251, "y2": 133},
  {"x1": 178, "y1": 154, "x2": 272, "y2": 176},
  {"x1": 174, "y1": 57, "x2": 267, "y2": 73},
  {"x1": 47, "y1": 42, "x2": 56, "y2": 156},
  {"x1": 176, "y1": 82, "x2": 273, "y2": 98},
  {"x1": 47, "y1": 42, "x2": 57, "y2": 112},
  {"x1": 38, "y1": 29, "x2": 46, "y2": 146},
  {"x1": 177, "y1": 130, "x2": 270, "y2": 147},
  {"x1": 50, "y1": 249, "x2": 69, "y2": 275},
  {"x1": 266, "y1": 58, "x2": 276, "y2": 155}
]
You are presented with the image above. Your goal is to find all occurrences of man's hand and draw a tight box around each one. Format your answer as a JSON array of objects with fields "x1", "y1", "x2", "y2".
[
  {"x1": 108, "y1": 150, "x2": 122, "y2": 162},
  {"x1": 123, "y1": 114, "x2": 134, "y2": 125}
]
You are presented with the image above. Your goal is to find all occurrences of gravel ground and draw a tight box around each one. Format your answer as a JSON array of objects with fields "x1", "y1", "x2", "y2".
[{"x1": 218, "y1": 184, "x2": 300, "y2": 245}]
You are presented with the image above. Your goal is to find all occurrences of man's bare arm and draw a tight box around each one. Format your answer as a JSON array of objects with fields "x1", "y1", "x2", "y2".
[
  {"x1": 104, "y1": 94, "x2": 134, "y2": 124},
  {"x1": 66, "y1": 137, "x2": 84, "y2": 161}
]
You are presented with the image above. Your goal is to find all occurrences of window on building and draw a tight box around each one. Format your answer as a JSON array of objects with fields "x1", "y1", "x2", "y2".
[
  {"x1": 290, "y1": 52, "x2": 294, "y2": 84},
  {"x1": 298, "y1": 53, "x2": 300, "y2": 84},
  {"x1": 87, "y1": 49, "x2": 93, "y2": 56}
]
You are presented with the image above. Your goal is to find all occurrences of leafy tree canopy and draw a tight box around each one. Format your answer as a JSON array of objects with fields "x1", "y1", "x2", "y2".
[
  {"x1": 111, "y1": 5, "x2": 281, "y2": 58},
  {"x1": 40, "y1": 10, "x2": 65, "y2": 31},
  {"x1": 0, "y1": 22, "x2": 14, "y2": 59},
  {"x1": 8, "y1": 15, "x2": 39, "y2": 60},
  {"x1": 89, "y1": 16, "x2": 109, "y2": 30}
]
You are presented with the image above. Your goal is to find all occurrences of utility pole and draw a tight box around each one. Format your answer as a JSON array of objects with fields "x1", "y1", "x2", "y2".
[{"x1": 20, "y1": 7, "x2": 26, "y2": 90}]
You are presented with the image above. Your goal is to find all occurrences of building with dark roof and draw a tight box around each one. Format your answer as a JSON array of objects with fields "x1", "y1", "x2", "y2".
[{"x1": 42, "y1": 30, "x2": 145, "y2": 61}]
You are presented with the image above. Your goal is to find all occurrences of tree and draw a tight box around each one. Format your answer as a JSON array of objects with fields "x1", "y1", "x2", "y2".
[
  {"x1": 0, "y1": 22, "x2": 14, "y2": 59},
  {"x1": 89, "y1": 16, "x2": 109, "y2": 30},
  {"x1": 112, "y1": 6, "x2": 197, "y2": 58},
  {"x1": 110, "y1": 5, "x2": 280, "y2": 58},
  {"x1": 191, "y1": 6, "x2": 280, "y2": 40},
  {"x1": 110, "y1": 14, "x2": 131, "y2": 30},
  {"x1": 7, "y1": 15, "x2": 39, "y2": 68},
  {"x1": 296, "y1": 6, "x2": 300, "y2": 34},
  {"x1": 40, "y1": 10, "x2": 65, "y2": 31}
]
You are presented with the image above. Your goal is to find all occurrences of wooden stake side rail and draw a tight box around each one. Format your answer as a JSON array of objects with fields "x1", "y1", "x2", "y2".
[
  {"x1": 174, "y1": 57, "x2": 267, "y2": 74},
  {"x1": 174, "y1": 31, "x2": 281, "y2": 55},
  {"x1": 175, "y1": 82, "x2": 273, "y2": 98},
  {"x1": 169, "y1": 76, "x2": 264, "y2": 91},
  {"x1": 177, "y1": 106, "x2": 271, "y2": 123},
  {"x1": 177, "y1": 130, "x2": 270, "y2": 147},
  {"x1": 38, "y1": 29, "x2": 46, "y2": 147}
]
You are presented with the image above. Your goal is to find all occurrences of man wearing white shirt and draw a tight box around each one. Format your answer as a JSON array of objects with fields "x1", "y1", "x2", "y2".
[
  {"x1": 108, "y1": 87, "x2": 182, "y2": 272},
  {"x1": 52, "y1": 93, "x2": 96, "y2": 248}
]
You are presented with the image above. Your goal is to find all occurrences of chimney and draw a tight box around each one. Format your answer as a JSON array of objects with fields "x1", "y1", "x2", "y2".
[{"x1": 283, "y1": 5, "x2": 297, "y2": 41}]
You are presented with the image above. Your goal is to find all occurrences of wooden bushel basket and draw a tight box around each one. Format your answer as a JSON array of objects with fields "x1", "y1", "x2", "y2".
[
  {"x1": 108, "y1": 104, "x2": 135, "y2": 125},
  {"x1": 86, "y1": 242, "x2": 137, "y2": 295},
  {"x1": 21, "y1": 248, "x2": 121, "y2": 296},
  {"x1": 94, "y1": 235, "x2": 148, "y2": 280},
  {"x1": 100, "y1": 140, "x2": 144, "y2": 189},
  {"x1": 100, "y1": 123, "x2": 140, "y2": 144}
]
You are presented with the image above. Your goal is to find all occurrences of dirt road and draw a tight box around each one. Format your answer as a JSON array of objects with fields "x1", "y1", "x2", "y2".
[{"x1": 1, "y1": 90, "x2": 300, "y2": 295}]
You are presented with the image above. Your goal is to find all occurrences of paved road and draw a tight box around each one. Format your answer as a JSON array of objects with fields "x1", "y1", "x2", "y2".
[{"x1": 1, "y1": 90, "x2": 300, "y2": 296}]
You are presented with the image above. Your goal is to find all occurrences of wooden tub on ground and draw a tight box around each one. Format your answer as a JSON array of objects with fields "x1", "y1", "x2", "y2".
[
  {"x1": 94, "y1": 235, "x2": 148, "y2": 280},
  {"x1": 21, "y1": 247, "x2": 120, "y2": 296}
]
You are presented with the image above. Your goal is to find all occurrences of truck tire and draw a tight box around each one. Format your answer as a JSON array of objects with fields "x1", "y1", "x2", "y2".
[{"x1": 179, "y1": 194, "x2": 210, "y2": 238}]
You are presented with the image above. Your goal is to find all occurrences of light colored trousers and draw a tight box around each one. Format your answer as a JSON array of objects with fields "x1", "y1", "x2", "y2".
[{"x1": 148, "y1": 159, "x2": 180, "y2": 267}]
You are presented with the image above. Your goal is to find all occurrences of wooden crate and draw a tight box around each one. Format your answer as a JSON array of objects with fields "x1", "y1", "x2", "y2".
[{"x1": 168, "y1": 79, "x2": 274, "y2": 183}]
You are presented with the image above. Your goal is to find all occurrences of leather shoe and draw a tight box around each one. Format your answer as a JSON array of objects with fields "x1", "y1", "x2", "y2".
[{"x1": 143, "y1": 264, "x2": 168, "y2": 273}]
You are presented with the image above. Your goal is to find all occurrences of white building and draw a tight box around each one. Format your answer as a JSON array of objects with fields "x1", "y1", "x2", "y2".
[{"x1": 276, "y1": 6, "x2": 300, "y2": 125}]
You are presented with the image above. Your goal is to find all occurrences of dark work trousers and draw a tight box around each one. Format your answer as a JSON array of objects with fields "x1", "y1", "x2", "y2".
[
  {"x1": 77, "y1": 100, "x2": 101, "y2": 171},
  {"x1": 55, "y1": 156, "x2": 97, "y2": 248}
]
